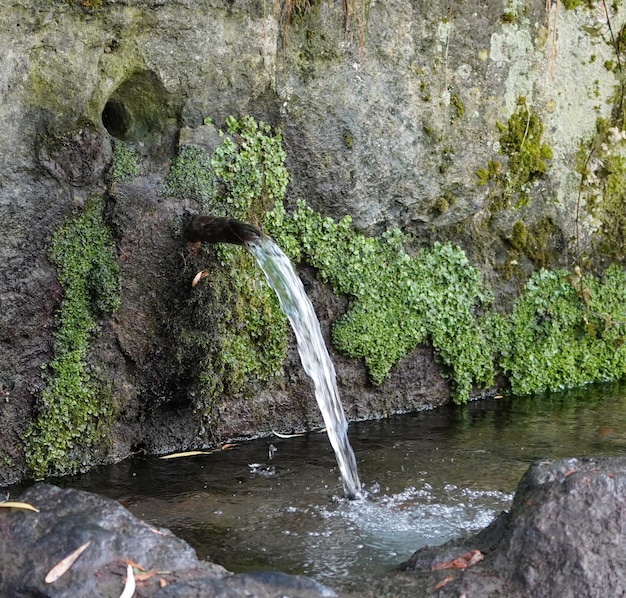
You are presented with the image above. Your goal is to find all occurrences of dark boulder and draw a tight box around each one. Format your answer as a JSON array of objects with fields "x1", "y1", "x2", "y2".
[
  {"x1": 398, "y1": 456, "x2": 626, "y2": 597},
  {"x1": 0, "y1": 483, "x2": 336, "y2": 598}
]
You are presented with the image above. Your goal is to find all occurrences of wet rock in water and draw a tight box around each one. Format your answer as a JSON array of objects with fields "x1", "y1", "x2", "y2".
[
  {"x1": 398, "y1": 456, "x2": 626, "y2": 597},
  {"x1": 0, "y1": 483, "x2": 337, "y2": 598}
]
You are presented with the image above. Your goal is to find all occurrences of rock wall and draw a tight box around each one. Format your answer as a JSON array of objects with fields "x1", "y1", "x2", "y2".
[{"x1": 1, "y1": 0, "x2": 625, "y2": 484}]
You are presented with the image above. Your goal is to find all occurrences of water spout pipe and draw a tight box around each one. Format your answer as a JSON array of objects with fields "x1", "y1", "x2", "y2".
[{"x1": 184, "y1": 214, "x2": 261, "y2": 245}]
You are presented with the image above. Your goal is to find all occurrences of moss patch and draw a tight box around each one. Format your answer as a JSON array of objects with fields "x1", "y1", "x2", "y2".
[
  {"x1": 576, "y1": 118, "x2": 626, "y2": 264},
  {"x1": 162, "y1": 116, "x2": 289, "y2": 422},
  {"x1": 24, "y1": 196, "x2": 120, "y2": 478},
  {"x1": 167, "y1": 253, "x2": 287, "y2": 426},
  {"x1": 163, "y1": 145, "x2": 215, "y2": 210},
  {"x1": 477, "y1": 96, "x2": 552, "y2": 210},
  {"x1": 108, "y1": 141, "x2": 139, "y2": 183},
  {"x1": 507, "y1": 216, "x2": 561, "y2": 270}
]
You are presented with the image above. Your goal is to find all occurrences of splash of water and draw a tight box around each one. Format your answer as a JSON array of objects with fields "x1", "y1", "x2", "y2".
[{"x1": 247, "y1": 235, "x2": 363, "y2": 499}]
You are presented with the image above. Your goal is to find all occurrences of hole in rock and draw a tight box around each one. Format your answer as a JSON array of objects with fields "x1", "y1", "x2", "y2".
[
  {"x1": 102, "y1": 100, "x2": 131, "y2": 139},
  {"x1": 101, "y1": 70, "x2": 178, "y2": 141}
]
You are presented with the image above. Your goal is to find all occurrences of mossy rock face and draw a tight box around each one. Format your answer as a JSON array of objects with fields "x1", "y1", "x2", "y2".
[
  {"x1": 101, "y1": 70, "x2": 179, "y2": 142},
  {"x1": 37, "y1": 123, "x2": 113, "y2": 187},
  {"x1": 575, "y1": 118, "x2": 626, "y2": 268},
  {"x1": 4, "y1": 0, "x2": 626, "y2": 485}
]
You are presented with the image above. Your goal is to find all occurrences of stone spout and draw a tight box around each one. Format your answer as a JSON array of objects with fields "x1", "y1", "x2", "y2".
[{"x1": 184, "y1": 214, "x2": 261, "y2": 245}]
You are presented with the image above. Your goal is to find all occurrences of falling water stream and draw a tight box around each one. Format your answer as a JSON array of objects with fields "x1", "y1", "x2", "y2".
[{"x1": 247, "y1": 235, "x2": 363, "y2": 499}]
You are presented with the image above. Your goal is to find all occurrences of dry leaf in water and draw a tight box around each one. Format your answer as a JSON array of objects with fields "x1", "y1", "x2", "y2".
[
  {"x1": 45, "y1": 541, "x2": 91, "y2": 583},
  {"x1": 271, "y1": 430, "x2": 305, "y2": 439},
  {"x1": 430, "y1": 550, "x2": 484, "y2": 571},
  {"x1": 159, "y1": 451, "x2": 212, "y2": 459}
]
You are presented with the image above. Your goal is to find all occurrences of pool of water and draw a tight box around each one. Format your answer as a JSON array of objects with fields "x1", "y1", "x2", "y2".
[{"x1": 57, "y1": 383, "x2": 626, "y2": 593}]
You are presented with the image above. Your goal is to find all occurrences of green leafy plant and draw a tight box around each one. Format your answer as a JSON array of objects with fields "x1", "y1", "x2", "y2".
[
  {"x1": 211, "y1": 115, "x2": 288, "y2": 218},
  {"x1": 164, "y1": 145, "x2": 215, "y2": 210},
  {"x1": 163, "y1": 116, "x2": 289, "y2": 421},
  {"x1": 497, "y1": 267, "x2": 626, "y2": 394},
  {"x1": 266, "y1": 199, "x2": 626, "y2": 400},
  {"x1": 109, "y1": 142, "x2": 139, "y2": 183},
  {"x1": 164, "y1": 116, "x2": 288, "y2": 220},
  {"x1": 24, "y1": 196, "x2": 120, "y2": 478}
]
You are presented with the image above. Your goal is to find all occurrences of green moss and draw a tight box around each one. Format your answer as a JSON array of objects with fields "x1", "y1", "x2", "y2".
[
  {"x1": 497, "y1": 267, "x2": 626, "y2": 394},
  {"x1": 220, "y1": 251, "x2": 288, "y2": 389},
  {"x1": 265, "y1": 200, "x2": 494, "y2": 403},
  {"x1": 560, "y1": 0, "x2": 599, "y2": 9},
  {"x1": 24, "y1": 196, "x2": 120, "y2": 478},
  {"x1": 510, "y1": 220, "x2": 528, "y2": 250},
  {"x1": 59, "y1": 0, "x2": 104, "y2": 8},
  {"x1": 501, "y1": 12, "x2": 515, "y2": 24},
  {"x1": 109, "y1": 142, "x2": 139, "y2": 183},
  {"x1": 594, "y1": 153, "x2": 626, "y2": 258},
  {"x1": 497, "y1": 97, "x2": 553, "y2": 207},
  {"x1": 525, "y1": 217, "x2": 560, "y2": 268},
  {"x1": 433, "y1": 190, "x2": 456, "y2": 215},
  {"x1": 478, "y1": 97, "x2": 552, "y2": 209},
  {"x1": 170, "y1": 252, "x2": 287, "y2": 424},
  {"x1": 576, "y1": 118, "x2": 626, "y2": 263},
  {"x1": 476, "y1": 160, "x2": 501, "y2": 186},
  {"x1": 163, "y1": 145, "x2": 215, "y2": 210},
  {"x1": 507, "y1": 216, "x2": 560, "y2": 270},
  {"x1": 163, "y1": 116, "x2": 289, "y2": 421},
  {"x1": 450, "y1": 93, "x2": 465, "y2": 120}
]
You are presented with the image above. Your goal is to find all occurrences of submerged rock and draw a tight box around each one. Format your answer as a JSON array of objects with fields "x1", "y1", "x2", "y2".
[
  {"x1": 397, "y1": 456, "x2": 626, "y2": 597},
  {"x1": 0, "y1": 483, "x2": 337, "y2": 598}
]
